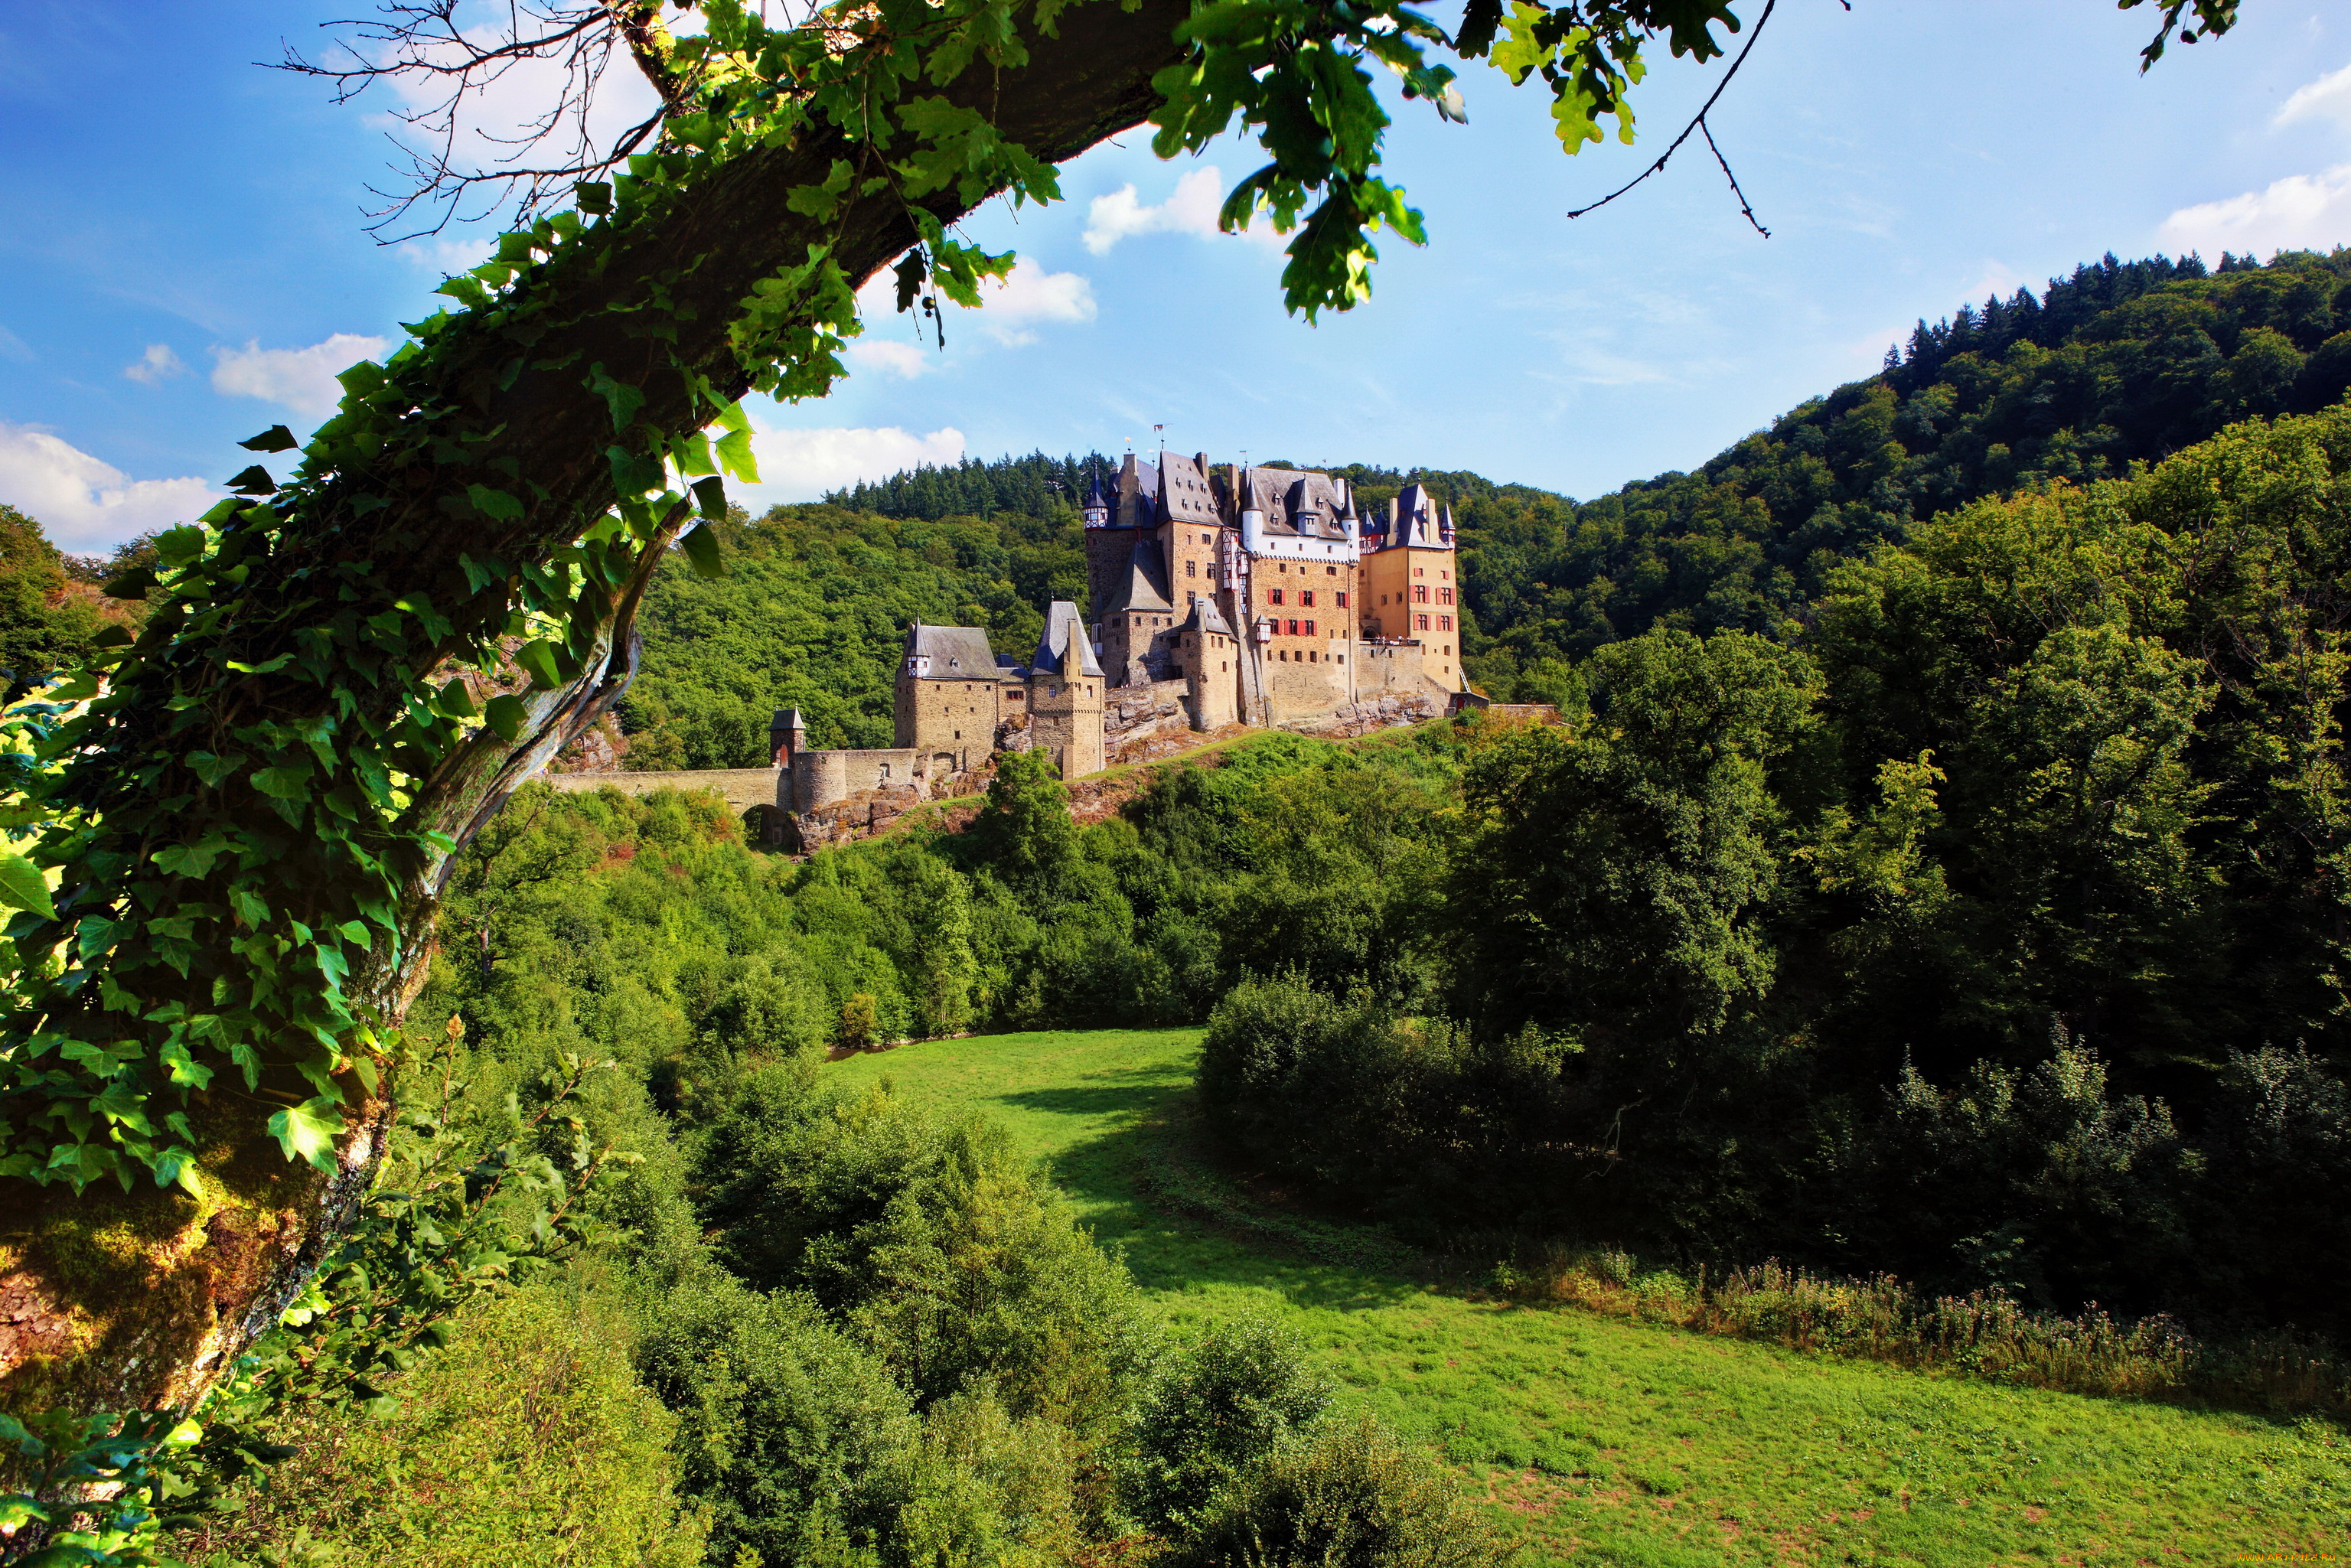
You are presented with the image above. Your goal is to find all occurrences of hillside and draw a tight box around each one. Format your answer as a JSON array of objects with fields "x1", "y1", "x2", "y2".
[{"x1": 663, "y1": 249, "x2": 2351, "y2": 720}]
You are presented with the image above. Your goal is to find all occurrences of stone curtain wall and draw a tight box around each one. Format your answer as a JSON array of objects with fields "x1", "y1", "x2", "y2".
[{"x1": 546, "y1": 768, "x2": 782, "y2": 814}]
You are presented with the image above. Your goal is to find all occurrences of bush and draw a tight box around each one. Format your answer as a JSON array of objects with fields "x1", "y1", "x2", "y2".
[
  {"x1": 634, "y1": 1273, "x2": 916, "y2": 1568},
  {"x1": 177, "y1": 1272, "x2": 709, "y2": 1568},
  {"x1": 1165, "y1": 1413, "x2": 1508, "y2": 1568},
  {"x1": 1127, "y1": 1315, "x2": 1334, "y2": 1533}
]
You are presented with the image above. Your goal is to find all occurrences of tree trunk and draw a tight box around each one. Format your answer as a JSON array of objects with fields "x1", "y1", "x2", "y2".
[{"x1": 0, "y1": 0, "x2": 1189, "y2": 1416}]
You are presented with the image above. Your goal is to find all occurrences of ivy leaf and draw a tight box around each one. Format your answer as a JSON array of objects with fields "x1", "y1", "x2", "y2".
[
  {"x1": 0, "y1": 853, "x2": 55, "y2": 921},
  {"x1": 588, "y1": 364, "x2": 646, "y2": 435},
  {"x1": 103, "y1": 567, "x2": 158, "y2": 600},
  {"x1": 267, "y1": 1097, "x2": 344, "y2": 1172},
  {"x1": 432, "y1": 677, "x2": 478, "y2": 719},
  {"x1": 513, "y1": 641, "x2": 562, "y2": 691},
  {"x1": 692, "y1": 477, "x2": 728, "y2": 520},
  {"x1": 226, "y1": 465, "x2": 279, "y2": 497},
  {"x1": 466, "y1": 484, "x2": 525, "y2": 523},
  {"x1": 576, "y1": 180, "x2": 612, "y2": 215},
  {"x1": 153, "y1": 526, "x2": 208, "y2": 571},
  {"x1": 483, "y1": 694, "x2": 529, "y2": 742},
  {"x1": 239, "y1": 425, "x2": 299, "y2": 452},
  {"x1": 187, "y1": 751, "x2": 248, "y2": 789},
  {"x1": 680, "y1": 523, "x2": 725, "y2": 579},
  {"x1": 712, "y1": 428, "x2": 760, "y2": 484},
  {"x1": 250, "y1": 767, "x2": 314, "y2": 802}
]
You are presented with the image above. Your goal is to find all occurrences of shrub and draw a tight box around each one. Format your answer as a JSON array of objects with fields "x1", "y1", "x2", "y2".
[
  {"x1": 1126, "y1": 1315, "x2": 1334, "y2": 1533},
  {"x1": 177, "y1": 1272, "x2": 709, "y2": 1568},
  {"x1": 1165, "y1": 1413, "x2": 1507, "y2": 1568},
  {"x1": 634, "y1": 1273, "x2": 916, "y2": 1568}
]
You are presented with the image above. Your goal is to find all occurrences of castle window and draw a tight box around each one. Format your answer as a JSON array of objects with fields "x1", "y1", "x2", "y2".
[
  {"x1": 1287, "y1": 618, "x2": 1300, "y2": 636},
  {"x1": 1306, "y1": 620, "x2": 1316, "y2": 636},
  {"x1": 954, "y1": 730, "x2": 961, "y2": 740},
  {"x1": 1337, "y1": 592, "x2": 1348, "y2": 608},
  {"x1": 1414, "y1": 585, "x2": 1428, "y2": 603},
  {"x1": 1440, "y1": 587, "x2": 1454, "y2": 605},
  {"x1": 1415, "y1": 567, "x2": 1424, "y2": 577},
  {"x1": 1336, "y1": 654, "x2": 1345, "y2": 665},
  {"x1": 1309, "y1": 650, "x2": 1318, "y2": 662},
  {"x1": 1417, "y1": 614, "x2": 1430, "y2": 631},
  {"x1": 1301, "y1": 591, "x2": 1315, "y2": 608},
  {"x1": 1278, "y1": 649, "x2": 1288, "y2": 661},
  {"x1": 1270, "y1": 588, "x2": 1283, "y2": 605},
  {"x1": 1439, "y1": 616, "x2": 1453, "y2": 631},
  {"x1": 1327, "y1": 565, "x2": 1338, "y2": 575},
  {"x1": 1188, "y1": 560, "x2": 1197, "y2": 577}
]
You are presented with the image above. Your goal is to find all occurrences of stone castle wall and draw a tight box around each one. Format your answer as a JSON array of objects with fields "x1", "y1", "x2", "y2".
[
  {"x1": 789, "y1": 748, "x2": 919, "y2": 812},
  {"x1": 546, "y1": 768, "x2": 780, "y2": 815}
]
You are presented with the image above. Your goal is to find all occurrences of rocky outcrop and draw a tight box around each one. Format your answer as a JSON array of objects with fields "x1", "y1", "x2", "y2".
[
  {"x1": 1103, "y1": 679, "x2": 1195, "y2": 762},
  {"x1": 779, "y1": 783, "x2": 929, "y2": 853},
  {"x1": 1282, "y1": 692, "x2": 1447, "y2": 739}
]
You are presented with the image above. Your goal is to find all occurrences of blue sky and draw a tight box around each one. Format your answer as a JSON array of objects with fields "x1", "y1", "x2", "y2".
[{"x1": 5, "y1": 2, "x2": 2351, "y2": 552}]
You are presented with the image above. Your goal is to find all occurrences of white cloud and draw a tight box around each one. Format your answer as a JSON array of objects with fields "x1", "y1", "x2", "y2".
[
  {"x1": 398, "y1": 235, "x2": 496, "y2": 274},
  {"x1": 210, "y1": 334, "x2": 390, "y2": 417},
  {"x1": 0, "y1": 424, "x2": 217, "y2": 553},
  {"x1": 1082, "y1": 167, "x2": 1283, "y2": 255},
  {"x1": 123, "y1": 344, "x2": 185, "y2": 385},
  {"x1": 2158, "y1": 163, "x2": 2351, "y2": 259},
  {"x1": 846, "y1": 339, "x2": 936, "y2": 379},
  {"x1": 740, "y1": 423, "x2": 965, "y2": 503},
  {"x1": 2277, "y1": 60, "x2": 2351, "y2": 132},
  {"x1": 964, "y1": 263, "x2": 1095, "y2": 345},
  {"x1": 853, "y1": 259, "x2": 1095, "y2": 353}
]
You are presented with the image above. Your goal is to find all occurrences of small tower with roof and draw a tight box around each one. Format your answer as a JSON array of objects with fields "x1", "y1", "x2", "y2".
[{"x1": 1027, "y1": 601, "x2": 1105, "y2": 780}]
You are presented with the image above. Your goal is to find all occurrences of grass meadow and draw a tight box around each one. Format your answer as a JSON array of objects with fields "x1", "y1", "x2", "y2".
[{"x1": 828, "y1": 1028, "x2": 2348, "y2": 1566}]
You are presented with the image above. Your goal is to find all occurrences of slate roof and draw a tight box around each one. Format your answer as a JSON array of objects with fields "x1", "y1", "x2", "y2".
[
  {"x1": 1032, "y1": 600, "x2": 1104, "y2": 679},
  {"x1": 1153, "y1": 451, "x2": 1224, "y2": 527},
  {"x1": 905, "y1": 622, "x2": 1006, "y2": 680},
  {"x1": 1179, "y1": 592, "x2": 1234, "y2": 637},
  {"x1": 1237, "y1": 465, "x2": 1351, "y2": 538},
  {"x1": 1101, "y1": 533, "x2": 1175, "y2": 615}
]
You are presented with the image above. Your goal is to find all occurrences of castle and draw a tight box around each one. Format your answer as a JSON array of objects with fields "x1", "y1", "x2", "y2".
[{"x1": 768, "y1": 452, "x2": 1466, "y2": 842}]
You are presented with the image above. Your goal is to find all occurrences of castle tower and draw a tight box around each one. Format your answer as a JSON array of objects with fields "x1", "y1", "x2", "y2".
[
  {"x1": 1027, "y1": 600, "x2": 1105, "y2": 779},
  {"x1": 895, "y1": 621, "x2": 1006, "y2": 773},
  {"x1": 769, "y1": 707, "x2": 807, "y2": 767}
]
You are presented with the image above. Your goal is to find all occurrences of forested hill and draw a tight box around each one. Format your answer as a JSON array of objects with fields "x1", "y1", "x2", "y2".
[
  {"x1": 1462, "y1": 247, "x2": 2351, "y2": 697},
  {"x1": 605, "y1": 247, "x2": 2351, "y2": 766},
  {"x1": 816, "y1": 249, "x2": 2351, "y2": 699}
]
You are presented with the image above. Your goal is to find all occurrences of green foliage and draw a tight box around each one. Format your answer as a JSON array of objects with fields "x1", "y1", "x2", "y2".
[
  {"x1": 615, "y1": 501, "x2": 1087, "y2": 766},
  {"x1": 835, "y1": 1027, "x2": 2351, "y2": 1566},
  {"x1": 967, "y1": 747, "x2": 1078, "y2": 889},
  {"x1": 1126, "y1": 1315, "x2": 1335, "y2": 1533},
  {"x1": 0, "y1": 507, "x2": 128, "y2": 698},
  {"x1": 635, "y1": 1273, "x2": 918, "y2": 1568},
  {"x1": 1202, "y1": 405, "x2": 2351, "y2": 1337},
  {"x1": 692, "y1": 1072, "x2": 1147, "y2": 1431},
  {"x1": 1462, "y1": 248, "x2": 2351, "y2": 690},
  {"x1": 0, "y1": 1409, "x2": 197, "y2": 1567},
  {"x1": 178, "y1": 1275, "x2": 709, "y2": 1568},
  {"x1": 1160, "y1": 1413, "x2": 1506, "y2": 1568}
]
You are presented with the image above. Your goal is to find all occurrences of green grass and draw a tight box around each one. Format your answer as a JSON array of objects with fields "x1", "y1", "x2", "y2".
[{"x1": 830, "y1": 1028, "x2": 2351, "y2": 1566}]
